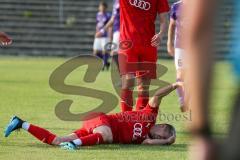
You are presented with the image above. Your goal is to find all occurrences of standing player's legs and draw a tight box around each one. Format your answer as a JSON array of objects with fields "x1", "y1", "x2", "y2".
[
  {"x1": 118, "y1": 47, "x2": 139, "y2": 112},
  {"x1": 93, "y1": 38, "x2": 103, "y2": 59},
  {"x1": 111, "y1": 31, "x2": 120, "y2": 71},
  {"x1": 136, "y1": 76, "x2": 151, "y2": 110},
  {"x1": 174, "y1": 48, "x2": 187, "y2": 112},
  {"x1": 136, "y1": 46, "x2": 157, "y2": 110},
  {"x1": 120, "y1": 74, "x2": 135, "y2": 111},
  {"x1": 101, "y1": 37, "x2": 110, "y2": 71}
]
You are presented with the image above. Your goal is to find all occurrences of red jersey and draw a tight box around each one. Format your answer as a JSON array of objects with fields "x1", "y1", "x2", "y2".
[
  {"x1": 109, "y1": 105, "x2": 159, "y2": 144},
  {"x1": 119, "y1": 0, "x2": 170, "y2": 46}
]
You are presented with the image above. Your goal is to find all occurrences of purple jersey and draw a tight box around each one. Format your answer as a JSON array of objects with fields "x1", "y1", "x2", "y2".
[
  {"x1": 112, "y1": 0, "x2": 120, "y2": 32},
  {"x1": 96, "y1": 12, "x2": 111, "y2": 37},
  {"x1": 170, "y1": 1, "x2": 183, "y2": 49}
]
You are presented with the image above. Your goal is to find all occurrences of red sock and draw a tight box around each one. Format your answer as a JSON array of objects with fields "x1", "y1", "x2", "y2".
[
  {"x1": 80, "y1": 133, "x2": 104, "y2": 146},
  {"x1": 73, "y1": 128, "x2": 89, "y2": 138},
  {"x1": 28, "y1": 124, "x2": 56, "y2": 145},
  {"x1": 136, "y1": 96, "x2": 149, "y2": 111},
  {"x1": 120, "y1": 89, "x2": 133, "y2": 112}
]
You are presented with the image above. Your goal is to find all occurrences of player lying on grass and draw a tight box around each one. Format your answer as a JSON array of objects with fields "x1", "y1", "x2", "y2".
[
  {"x1": 0, "y1": 32, "x2": 12, "y2": 45},
  {"x1": 4, "y1": 82, "x2": 182, "y2": 150}
]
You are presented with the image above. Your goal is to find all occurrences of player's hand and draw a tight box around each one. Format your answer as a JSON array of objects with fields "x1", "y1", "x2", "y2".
[
  {"x1": 95, "y1": 31, "x2": 103, "y2": 38},
  {"x1": 176, "y1": 81, "x2": 185, "y2": 96},
  {"x1": 0, "y1": 32, "x2": 12, "y2": 46},
  {"x1": 167, "y1": 42, "x2": 175, "y2": 56},
  {"x1": 142, "y1": 139, "x2": 152, "y2": 145},
  {"x1": 151, "y1": 33, "x2": 163, "y2": 47},
  {"x1": 167, "y1": 135, "x2": 176, "y2": 145},
  {"x1": 173, "y1": 81, "x2": 184, "y2": 90},
  {"x1": 176, "y1": 81, "x2": 184, "y2": 89}
]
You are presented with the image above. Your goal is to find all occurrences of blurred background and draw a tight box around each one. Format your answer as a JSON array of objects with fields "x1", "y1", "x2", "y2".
[
  {"x1": 0, "y1": 1, "x2": 237, "y2": 160},
  {"x1": 0, "y1": 0, "x2": 233, "y2": 58}
]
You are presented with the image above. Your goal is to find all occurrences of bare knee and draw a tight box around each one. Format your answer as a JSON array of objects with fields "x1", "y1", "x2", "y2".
[
  {"x1": 177, "y1": 69, "x2": 184, "y2": 80},
  {"x1": 137, "y1": 78, "x2": 150, "y2": 96},
  {"x1": 137, "y1": 84, "x2": 150, "y2": 96},
  {"x1": 93, "y1": 126, "x2": 113, "y2": 143},
  {"x1": 121, "y1": 74, "x2": 135, "y2": 90}
]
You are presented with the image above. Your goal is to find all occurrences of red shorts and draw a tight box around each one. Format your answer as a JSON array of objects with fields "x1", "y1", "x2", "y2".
[
  {"x1": 118, "y1": 45, "x2": 157, "y2": 79},
  {"x1": 80, "y1": 113, "x2": 111, "y2": 133}
]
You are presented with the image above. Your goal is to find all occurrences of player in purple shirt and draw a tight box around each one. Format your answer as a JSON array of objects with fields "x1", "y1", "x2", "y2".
[
  {"x1": 111, "y1": 0, "x2": 120, "y2": 54},
  {"x1": 96, "y1": 0, "x2": 120, "y2": 70},
  {"x1": 167, "y1": 0, "x2": 187, "y2": 112},
  {"x1": 93, "y1": 1, "x2": 112, "y2": 71}
]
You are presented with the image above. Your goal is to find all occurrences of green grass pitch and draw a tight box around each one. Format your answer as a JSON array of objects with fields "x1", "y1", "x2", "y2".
[{"x1": 0, "y1": 56, "x2": 236, "y2": 160}]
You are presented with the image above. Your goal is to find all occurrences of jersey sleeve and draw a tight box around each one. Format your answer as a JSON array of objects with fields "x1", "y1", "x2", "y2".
[
  {"x1": 107, "y1": 12, "x2": 112, "y2": 21},
  {"x1": 157, "y1": 0, "x2": 170, "y2": 14},
  {"x1": 142, "y1": 104, "x2": 159, "y2": 114},
  {"x1": 170, "y1": 4, "x2": 177, "y2": 20}
]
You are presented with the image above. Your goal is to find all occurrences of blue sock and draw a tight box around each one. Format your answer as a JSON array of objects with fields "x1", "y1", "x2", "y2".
[
  {"x1": 103, "y1": 53, "x2": 110, "y2": 66},
  {"x1": 96, "y1": 52, "x2": 103, "y2": 59}
]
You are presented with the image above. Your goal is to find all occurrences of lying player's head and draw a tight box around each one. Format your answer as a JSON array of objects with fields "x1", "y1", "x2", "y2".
[
  {"x1": 99, "y1": 1, "x2": 108, "y2": 12},
  {"x1": 150, "y1": 124, "x2": 176, "y2": 144}
]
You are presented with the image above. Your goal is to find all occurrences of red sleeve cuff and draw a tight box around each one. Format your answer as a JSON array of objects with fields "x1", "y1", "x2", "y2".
[{"x1": 144, "y1": 104, "x2": 159, "y2": 114}]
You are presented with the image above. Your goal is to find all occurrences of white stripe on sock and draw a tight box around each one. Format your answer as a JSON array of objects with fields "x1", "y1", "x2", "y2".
[
  {"x1": 22, "y1": 122, "x2": 30, "y2": 131},
  {"x1": 73, "y1": 139, "x2": 82, "y2": 146}
]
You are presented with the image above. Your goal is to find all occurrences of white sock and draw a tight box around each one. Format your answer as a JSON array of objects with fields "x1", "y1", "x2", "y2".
[
  {"x1": 73, "y1": 139, "x2": 82, "y2": 146},
  {"x1": 22, "y1": 122, "x2": 30, "y2": 131}
]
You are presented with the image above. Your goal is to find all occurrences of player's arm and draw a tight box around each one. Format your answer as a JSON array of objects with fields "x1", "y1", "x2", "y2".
[
  {"x1": 148, "y1": 82, "x2": 183, "y2": 108},
  {"x1": 142, "y1": 135, "x2": 175, "y2": 145},
  {"x1": 151, "y1": 13, "x2": 168, "y2": 47},
  {"x1": 167, "y1": 18, "x2": 176, "y2": 56},
  {"x1": 103, "y1": 16, "x2": 115, "y2": 31},
  {"x1": 0, "y1": 32, "x2": 12, "y2": 46},
  {"x1": 154, "y1": 82, "x2": 182, "y2": 99},
  {"x1": 95, "y1": 15, "x2": 100, "y2": 38},
  {"x1": 96, "y1": 16, "x2": 115, "y2": 37},
  {"x1": 108, "y1": 25, "x2": 113, "y2": 42},
  {"x1": 159, "y1": 13, "x2": 168, "y2": 38}
]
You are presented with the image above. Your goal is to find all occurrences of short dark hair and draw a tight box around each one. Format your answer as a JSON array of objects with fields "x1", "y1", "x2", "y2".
[
  {"x1": 99, "y1": 1, "x2": 108, "y2": 8},
  {"x1": 164, "y1": 124, "x2": 176, "y2": 137},
  {"x1": 155, "y1": 123, "x2": 176, "y2": 137}
]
